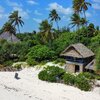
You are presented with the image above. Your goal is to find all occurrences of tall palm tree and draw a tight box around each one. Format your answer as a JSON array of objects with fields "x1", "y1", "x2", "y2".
[
  {"x1": 49, "y1": 9, "x2": 61, "y2": 30},
  {"x1": 69, "y1": 13, "x2": 81, "y2": 30},
  {"x1": 39, "y1": 20, "x2": 55, "y2": 45},
  {"x1": 72, "y1": 0, "x2": 81, "y2": 14},
  {"x1": 9, "y1": 10, "x2": 24, "y2": 33},
  {"x1": 80, "y1": 0, "x2": 91, "y2": 19},
  {"x1": 73, "y1": 0, "x2": 91, "y2": 19}
]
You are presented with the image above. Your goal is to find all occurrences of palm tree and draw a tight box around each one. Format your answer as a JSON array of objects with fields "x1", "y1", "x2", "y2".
[
  {"x1": 69, "y1": 13, "x2": 81, "y2": 30},
  {"x1": 87, "y1": 23, "x2": 95, "y2": 37},
  {"x1": 9, "y1": 10, "x2": 24, "y2": 33},
  {"x1": 80, "y1": 0, "x2": 91, "y2": 19},
  {"x1": 72, "y1": 0, "x2": 81, "y2": 14},
  {"x1": 73, "y1": 0, "x2": 91, "y2": 19},
  {"x1": 39, "y1": 20, "x2": 55, "y2": 45},
  {"x1": 49, "y1": 9, "x2": 61, "y2": 30},
  {"x1": 80, "y1": 18, "x2": 88, "y2": 26}
]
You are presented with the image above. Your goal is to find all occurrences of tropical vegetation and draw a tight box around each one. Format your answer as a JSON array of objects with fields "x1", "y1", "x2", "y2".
[
  {"x1": 0, "y1": 0, "x2": 100, "y2": 92},
  {"x1": 38, "y1": 66, "x2": 96, "y2": 91}
]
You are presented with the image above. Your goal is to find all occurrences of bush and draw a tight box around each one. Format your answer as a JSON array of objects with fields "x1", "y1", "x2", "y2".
[
  {"x1": 12, "y1": 62, "x2": 29, "y2": 69},
  {"x1": 26, "y1": 57, "x2": 38, "y2": 66},
  {"x1": 27, "y1": 45, "x2": 56, "y2": 62},
  {"x1": 4, "y1": 60, "x2": 13, "y2": 66},
  {"x1": 63, "y1": 73, "x2": 75, "y2": 85},
  {"x1": 13, "y1": 64, "x2": 22, "y2": 70},
  {"x1": 90, "y1": 34, "x2": 100, "y2": 52},
  {"x1": 78, "y1": 72, "x2": 95, "y2": 80},
  {"x1": 52, "y1": 32, "x2": 75, "y2": 55},
  {"x1": 0, "y1": 39, "x2": 7, "y2": 45},
  {"x1": 38, "y1": 70, "x2": 48, "y2": 81},
  {"x1": 96, "y1": 48, "x2": 100, "y2": 71},
  {"x1": 54, "y1": 58, "x2": 66, "y2": 64},
  {"x1": 39, "y1": 60, "x2": 48, "y2": 66},
  {"x1": 95, "y1": 75, "x2": 100, "y2": 80},
  {"x1": 38, "y1": 66, "x2": 65, "y2": 82},
  {"x1": 0, "y1": 41, "x2": 31, "y2": 64},
  {"x1": 75, "y1": 75, "x2": 92, "y2": 91},
  {"x1": 0, "y1": 64, "x2": 4, "y2": 69}
]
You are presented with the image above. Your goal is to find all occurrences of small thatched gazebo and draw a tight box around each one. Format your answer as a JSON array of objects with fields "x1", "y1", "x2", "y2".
[
  {"x1": 61, "y1": 43, "x2": 95, "y2": 73},
  {"x1": 0, "y1": 31, "x2": 20, "y2": 42}
]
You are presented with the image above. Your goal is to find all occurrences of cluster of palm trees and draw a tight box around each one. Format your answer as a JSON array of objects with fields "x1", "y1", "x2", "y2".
[
  {"x1": 1, "y1": 0, "x2": 91, "y2": 42},
  {"x1": 70, "y1": 0, "x2": 91, "y2": 29},
  {"x1": 2, "y1": 11, "x2": 24, "y2": 34},
  {"x1": 38, "y1": 9, "x2": 61, "y2": 45},
  {"x1": 69, "y1": 13, "x2": 88, "y2": 29},
  {"x1": 39, "y1": 20, "x2": 54, "y2": 44},
  {"x1": 38, "y1": 0, "x2": 92, "y2": 45}
]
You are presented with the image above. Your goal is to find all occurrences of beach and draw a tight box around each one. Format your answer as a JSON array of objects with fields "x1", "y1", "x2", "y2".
[{"x1": 0, "y1": 68, "x2": 100, "y2": 100}]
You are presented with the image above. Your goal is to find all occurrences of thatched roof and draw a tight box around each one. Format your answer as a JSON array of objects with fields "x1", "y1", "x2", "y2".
[
  {"x1": 0, "y1": 32, "x2": 20, "y2": 42},
  {"x1": 85, "y1": 60, "x2": 95, "y2": 70},
  {"x1": 61, "y1": 43, "x2": 94, "y2": 58}
]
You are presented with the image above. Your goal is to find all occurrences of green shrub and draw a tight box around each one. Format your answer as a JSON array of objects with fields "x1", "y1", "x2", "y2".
[
  {"x1": 4, "y1": 60, "x2": 13, "y2": 66},
  {"x1": 26, "y1": 57, "x2": 38, "y2": 66},
  {"x1": 96, "y1": 48, "x2": 100, "y2": 70},
  {"x1": 52, "y1": 32, "x2": 75, "y2": 55},
  {"x1": 13, "y1": 64, "x2": 22, "y2": 70},
  {"x1": 12, "y1": 62, "x2": 29, "y2": 69},
  {"x1": 0, "y1": 64, "x2": 4, "y2": 69},
  {"x1": 38, "y1": 66, "x2": 65, "y2": 82},
  {"x1": 39, "y1": 60, "x2": 48, "y2": 66},
  {"x1": 0, "y1": 39, "x2": 7, "y2": 45},
  {"x1": 54, "y1": 58, "x2": 66, "y2": 64},
  {"x1": 27, "y1": 45, "x2": 56, "y2": 62},
  {"x1": 38, "y1": 70, "x2": 49, "y2": 81},
  {"x1": 0, "y1": 41, "x2": 31, "y2": 64},
  {"x1": 90, "y1": 34, "x2": 100, "y2": 52},
  {"x1": 75, "y1": 75, "x2": 92, "y2": 91},
  {"x1": 95, "y1": 75, "x2": 100, "y2": 80},
  {"x1": 63, "y1": 73, "x2": 75, "y2": 85},
  {"x1": 78, "y1": 72, "x2": 95, "y2": 80}
]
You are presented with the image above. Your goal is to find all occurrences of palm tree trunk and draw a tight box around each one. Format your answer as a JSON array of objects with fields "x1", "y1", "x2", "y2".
[
  {"x1": 17, "y1": 25, "x2": 20, "y2": 34},
  {"x1": 56, "y1": 21, "x2": 59, "y2": 31},
  {"x1": 83, "y1": 10, "x2": 86, "y2": 19},
  {"x1": 77, "y1": 24, "x2": 80, "y2": 30}
]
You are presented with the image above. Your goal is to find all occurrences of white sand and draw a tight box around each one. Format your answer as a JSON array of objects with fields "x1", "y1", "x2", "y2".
[{"x1": 0, "y1": 68, "x2": 100, "y2": 100}]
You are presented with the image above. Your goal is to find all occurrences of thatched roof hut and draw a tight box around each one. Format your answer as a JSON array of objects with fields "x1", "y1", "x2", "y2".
[
  {"x1": 0, "y1": 32, "x2": 20, "y2": 42},
  {"x1": 61, "y1": 43, "x2": 94, "y2": 58},
  {"x1": 61, "y1": 43, "x2": 95, "y2": 73}
]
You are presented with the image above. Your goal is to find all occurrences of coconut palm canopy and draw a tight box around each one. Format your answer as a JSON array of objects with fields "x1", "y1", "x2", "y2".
[
  {"x1": 9, "y1": 10, "x2": 24, "y2": 34},
  {"x1": 49, "y1": 9, "x2": 61, "y2": 30},
  {"x1": 0, "y1": 0, "x2": 99, "y2": 32},
  {"x1": 61, "y1": 43, "x2": 94, "y2": 58}
]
